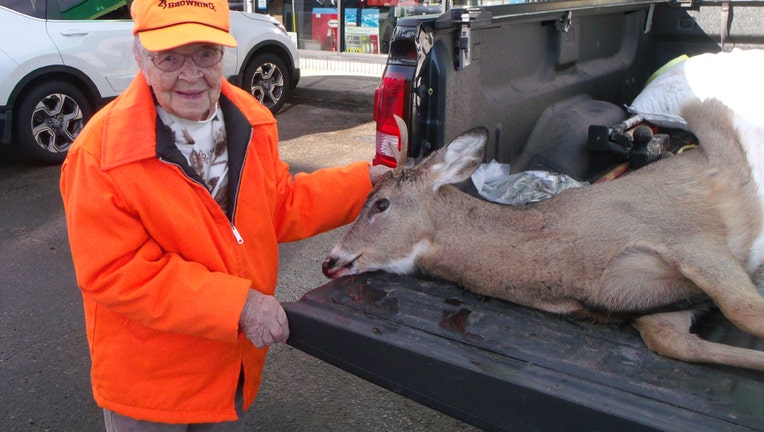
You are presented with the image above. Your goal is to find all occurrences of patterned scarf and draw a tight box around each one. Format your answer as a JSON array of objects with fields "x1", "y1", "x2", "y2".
[{"x1": 157, "y1": 106, "x2": 229, "y2": 212}]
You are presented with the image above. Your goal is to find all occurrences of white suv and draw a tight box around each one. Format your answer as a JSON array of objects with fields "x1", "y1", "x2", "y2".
[{"x1": 0, "y1": 0, "x2": 300, "y2": 164}]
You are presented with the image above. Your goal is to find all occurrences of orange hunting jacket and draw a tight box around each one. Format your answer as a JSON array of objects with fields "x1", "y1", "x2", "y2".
[{"x1": 60, "y1": 73, "x2": 372, "y2": 424}]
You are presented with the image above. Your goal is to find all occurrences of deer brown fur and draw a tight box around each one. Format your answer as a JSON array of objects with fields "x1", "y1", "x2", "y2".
[{"x1": 322, "y1": 99, "x2": 764, "y2": 370}]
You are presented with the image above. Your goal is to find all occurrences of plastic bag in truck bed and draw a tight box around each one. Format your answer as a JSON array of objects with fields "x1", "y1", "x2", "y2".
[
  {"x1": 471, "y1": 160, "x2": 586, "y2": 206},
  {"x1": 627, "y1": 49, "x2": 764, "y2": 131}
]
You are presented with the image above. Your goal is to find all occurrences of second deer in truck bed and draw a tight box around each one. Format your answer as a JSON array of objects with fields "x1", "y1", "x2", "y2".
[{"x1": 322, "y1": 99, "x2": 764, "y2": 370}]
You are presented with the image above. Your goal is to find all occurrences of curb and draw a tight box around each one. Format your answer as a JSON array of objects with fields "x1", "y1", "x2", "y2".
[
  {"x1": 290, "y1": 74, "x2": 380, "y2": 108},
  {"x1": 289, "y1": 49, "x2": 384, "y2": 108},
  {"x1": 299, "y1": 49, "x2": 387, "y2": 77}
]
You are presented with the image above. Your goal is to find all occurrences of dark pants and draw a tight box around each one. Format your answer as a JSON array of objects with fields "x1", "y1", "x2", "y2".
[{"x1": 103, "y1": 372, "x2": 246, "y2": 432}]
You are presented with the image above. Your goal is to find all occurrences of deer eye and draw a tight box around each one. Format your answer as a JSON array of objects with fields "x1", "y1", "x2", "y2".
[{"x1": 371, "y1": 198, "x2": 390, "y2": 214}]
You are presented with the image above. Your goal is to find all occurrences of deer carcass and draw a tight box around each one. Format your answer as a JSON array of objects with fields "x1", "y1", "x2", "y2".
[{"x1": 323, "y1": 99, "x2": 764, "y2": 370}]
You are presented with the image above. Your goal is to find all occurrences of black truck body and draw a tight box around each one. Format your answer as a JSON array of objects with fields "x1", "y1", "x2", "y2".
[{"x1": 284, "y1": 1, "x2": 764, "y2": 430}]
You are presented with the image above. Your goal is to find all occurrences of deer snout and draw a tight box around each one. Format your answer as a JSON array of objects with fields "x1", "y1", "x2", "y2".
[
  {"x1": 322, "y1": 256, "x2": 340, "y2": 278},
  {"x1": 322, "y1": 251, "x2": 359, "y2": 279}
]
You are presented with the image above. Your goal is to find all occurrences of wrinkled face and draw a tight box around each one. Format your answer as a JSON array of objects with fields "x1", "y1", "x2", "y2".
[{"x1": 136, "y1": 42, "x2": 224, "y2": 121}]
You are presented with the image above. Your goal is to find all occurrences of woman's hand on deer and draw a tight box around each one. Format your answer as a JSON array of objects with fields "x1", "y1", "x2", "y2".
[{"x1": 369, "y1": 165, "x2": 392, "y2": 185}]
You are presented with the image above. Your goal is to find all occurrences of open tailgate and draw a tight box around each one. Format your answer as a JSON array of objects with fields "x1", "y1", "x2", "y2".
[{"x1": 284, "y1": 272, "x2": 764, "y2": 432}]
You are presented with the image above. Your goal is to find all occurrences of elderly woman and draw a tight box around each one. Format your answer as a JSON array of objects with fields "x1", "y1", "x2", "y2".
[{"x1": 60, "y1": 0, "x2": 386, "y2": 430}]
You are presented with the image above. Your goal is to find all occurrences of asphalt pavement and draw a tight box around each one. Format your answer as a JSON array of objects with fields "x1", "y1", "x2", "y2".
[{"x1": 0, "y1": 52, "x2": 482, "y2": 432}]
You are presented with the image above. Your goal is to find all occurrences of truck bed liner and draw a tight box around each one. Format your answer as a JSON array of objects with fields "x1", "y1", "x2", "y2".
[{"x1": 284, "y1": 271, "x2": 764, "y2": 432}]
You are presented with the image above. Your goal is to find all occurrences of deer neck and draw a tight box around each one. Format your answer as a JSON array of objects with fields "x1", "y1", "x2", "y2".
[
  {"x1": 428, "y1": 185, "x2": 566, "y2": 239},
  {"x1": 418, "y1": 185, "x2": 580, "y2": 299}
]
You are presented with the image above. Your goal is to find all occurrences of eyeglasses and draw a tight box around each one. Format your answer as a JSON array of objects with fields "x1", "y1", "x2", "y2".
[{"x1": 147, "y1": 47, "x2": 224, "y2": 72}]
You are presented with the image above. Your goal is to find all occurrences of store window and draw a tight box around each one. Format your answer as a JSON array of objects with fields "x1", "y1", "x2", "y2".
[{"x1": 273, "y1": 0, "x2": 442, "y2": 54}]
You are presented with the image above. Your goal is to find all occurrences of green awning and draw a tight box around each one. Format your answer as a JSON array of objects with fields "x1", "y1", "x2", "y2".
[{"x1": 58, "y1": 0, "x2": 127, "y2": 20}]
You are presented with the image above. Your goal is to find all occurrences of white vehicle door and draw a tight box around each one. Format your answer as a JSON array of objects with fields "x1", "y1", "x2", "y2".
[{"x1": 45, "y1": 0, "x2": 136, "y2": 96}]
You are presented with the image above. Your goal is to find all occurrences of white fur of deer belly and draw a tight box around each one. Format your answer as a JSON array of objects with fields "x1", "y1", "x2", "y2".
[{"x1": 737, "y1": 115, "x2": 764, "y2": 271}]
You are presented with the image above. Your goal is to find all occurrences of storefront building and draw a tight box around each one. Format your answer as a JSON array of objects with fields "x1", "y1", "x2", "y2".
[{"x1": 239, "y1": 0, "x2": 442, "y2": 55}]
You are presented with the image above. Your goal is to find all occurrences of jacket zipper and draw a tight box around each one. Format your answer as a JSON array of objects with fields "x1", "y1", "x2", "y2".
[
  {"x1": 231, "y1": 224, "x2": 244, "y2": 244},
  {"x1": 158, "y1": 156, "x2": 245, "y2": 245},
  {"x1": 225, "y1": 127, "x2": 253, "y2": 245}
]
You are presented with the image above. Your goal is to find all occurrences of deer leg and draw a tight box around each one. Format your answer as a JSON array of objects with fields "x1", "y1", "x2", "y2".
[
  {"x1": 642, "y1": 241, "x2": 764, "y2": 338},
  {"x1": 634, "y1": 311, "x2": 764, "y2": 370},
  {"x1": 670, "y1": 250, "x2": 764, "y2": 338}
]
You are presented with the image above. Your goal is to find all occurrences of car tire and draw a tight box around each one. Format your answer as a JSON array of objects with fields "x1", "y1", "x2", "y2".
[
  {"x1": 241, "y1": 53, "x2": 290, "y2": 114},
  {"x1": 14, "y1": 80, "x2": 92, "y2": 165}
]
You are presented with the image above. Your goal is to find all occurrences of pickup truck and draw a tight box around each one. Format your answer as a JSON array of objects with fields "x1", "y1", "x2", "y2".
[{"x1": 283, "y1": 1, "x2": 764, "y2": 431}]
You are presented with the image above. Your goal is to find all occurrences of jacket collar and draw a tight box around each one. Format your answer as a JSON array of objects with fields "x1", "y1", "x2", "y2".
[
  {"x1": 100, "y1": 72, "x2": 159, "y2": 170},
  {"x1": 99, "y1": 72, "x2": 272, "y2": 171}
]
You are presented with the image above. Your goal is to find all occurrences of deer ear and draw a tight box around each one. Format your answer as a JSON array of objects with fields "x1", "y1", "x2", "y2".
[{"x1": 426, "y1": 128, "x2": 487, "y2": 190}]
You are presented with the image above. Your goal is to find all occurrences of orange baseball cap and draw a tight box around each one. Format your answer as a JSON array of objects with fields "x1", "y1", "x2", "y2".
[{"x1": 131, "y1": 0, "x2": 238, "y2": 52}]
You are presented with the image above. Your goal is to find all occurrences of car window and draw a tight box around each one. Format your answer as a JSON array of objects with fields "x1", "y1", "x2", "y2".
[
  {"x1": 47, "y1": 0, "x2": 130, "y2": 20},
  {"x1": 1, "y1": 0, "x2": 47, "y2": 18}
]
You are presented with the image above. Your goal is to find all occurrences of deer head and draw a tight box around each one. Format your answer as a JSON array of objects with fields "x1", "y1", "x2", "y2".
[{"x1": 322, "y1": 120, "x2": 487, "y2": 279}]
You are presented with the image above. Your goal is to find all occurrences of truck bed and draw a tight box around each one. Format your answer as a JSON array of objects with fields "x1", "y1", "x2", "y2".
[{"x1": 284, "y1": 271, "x2": 764, "y2": 432}]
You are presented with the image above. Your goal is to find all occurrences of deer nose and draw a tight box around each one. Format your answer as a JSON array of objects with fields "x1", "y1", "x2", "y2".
[{"x1": 322, "y1": 256, "x2": 337, "y2": 278}]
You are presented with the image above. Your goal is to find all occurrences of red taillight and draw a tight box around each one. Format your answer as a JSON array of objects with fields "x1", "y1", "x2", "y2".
[{"x1": 373, "y1": 70, "x2": 408, "y2": 167}]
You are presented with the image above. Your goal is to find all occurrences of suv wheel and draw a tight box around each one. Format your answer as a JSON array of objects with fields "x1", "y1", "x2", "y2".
[
  {"x1": 242, "y1": 53, "x2": 290, "y2": 114},
  {"x1": 15, "y1": 80, "x2": 92, "y2": 164}
]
